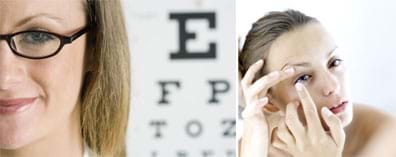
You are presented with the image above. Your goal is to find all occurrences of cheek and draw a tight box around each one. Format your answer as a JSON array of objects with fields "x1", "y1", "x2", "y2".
[
  {"x1": 28, "y1": 40, "x2": 85, "y2": 132},
  {"x1": 270, "y1": 83, "x2": 299, "y2": 110},
  {"x1": 311, "y1": 68, "x2": 348, "y2": 97},
  {"x1": 0, "y1": 40, "x2": 86, "y2": 149},
  {"x1": 333, "y1": 64, "x2": 348, "y2": 88},
  {"x1": 337, "y1": 69, "x2": 349, "y2": 91},
  {"x1": 37, "y1": 43, "x2": 85, "y2": 114}
]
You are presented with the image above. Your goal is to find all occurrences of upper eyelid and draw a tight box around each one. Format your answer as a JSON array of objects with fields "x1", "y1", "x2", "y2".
[
  {"x1": 14, "y1": 14, "x2": 64, "y2": 31},
  {"x1": 14, "y1": 23, "x2": 58, "y2": 34},
  {"x1": 293, "y1": 74, "x2": 312, "y2": 84},
  {"x1": 328, "y1": 57, "x2": 342, "y2": 67},
  {"x1": 291, "y1": 71, "x2": 309, "y2": 83},
  {"x1": 10, "y1": 30, "x2": 60, "y2": 37},
  {"x1": 19, "y1": 28, "x2": 53, "y2": 33},
  {"x1": 328, "y1": 55, "x2": 342, "y2": 61},
  {"x1": 24, "y1": 27, "x2": 50, "y2": 32},
  {"x1": 22, "y1": 32, "x2": 54, "y2": 37}
]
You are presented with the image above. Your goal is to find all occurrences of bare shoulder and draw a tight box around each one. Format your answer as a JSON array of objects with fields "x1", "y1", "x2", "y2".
[
  {"x1": 351, "y1": 103, "x2": 395, "y2": 133},
  {"x1": 353, "y1": 103, "x2": 395, "y2": 123},
  {"x1": 350, "y1": 104, "x2": 396, "y2": 156}
]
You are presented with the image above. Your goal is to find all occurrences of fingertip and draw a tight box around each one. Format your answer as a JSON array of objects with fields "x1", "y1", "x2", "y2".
[
  {"x1": 252, "y1": 59, "x2": 264, "y2": 68},
  {"x1": 255, "y1": 59, "x2": 264, "y2": 65},
  {"x1": 287, "y1": 100, "x2": 300, "y2": 108},
  {"x1": 321, "y1": 107, "x2": 333, "y2": 117},
  {"x1": 283, "y1": 66, "x2": 295, "y2": 75},
  {"x1": 259, "y1": 97, "x2": 268, "y2": 103},
  {"x1": 267, "y1": 71, "x2": 280, "y2": 79},
  {"x1": 295, "y1": 83, "x2": 304, "y2": 91}
]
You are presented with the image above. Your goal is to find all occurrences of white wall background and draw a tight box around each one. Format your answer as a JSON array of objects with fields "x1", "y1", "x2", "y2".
[
  {"x1": 124, "y1": 0, "x2": 236, "y2": 157},
  {"x1": 237, "y1": 0, "x2": 396, "y2": 114}
]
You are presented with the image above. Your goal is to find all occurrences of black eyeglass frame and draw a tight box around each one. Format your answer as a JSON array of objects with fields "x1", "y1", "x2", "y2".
[{"x1": 0, "y1": 26, "x2": 90, "y2": 59}]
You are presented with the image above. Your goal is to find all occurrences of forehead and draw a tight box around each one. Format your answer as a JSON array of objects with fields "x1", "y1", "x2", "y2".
[
  {"x1": 266, "y1": 22, "x2": 337, "y2": 71},
  {"x1": 0, "y1": 0, "x2": 85, "y2": 30}
]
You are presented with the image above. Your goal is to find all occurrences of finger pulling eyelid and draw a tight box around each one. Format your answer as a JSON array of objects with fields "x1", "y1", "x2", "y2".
[
  {"x1": 289, "y1": 67, "x2": 308, "y2": 75},
  {"x1": 283, "y1": 66, "x2": 295, "y2": 75}
]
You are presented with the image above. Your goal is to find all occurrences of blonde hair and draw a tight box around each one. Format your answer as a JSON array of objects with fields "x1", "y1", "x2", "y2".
[{"x1": 81, "y1": 0, "x2": 130, "y2": 156}]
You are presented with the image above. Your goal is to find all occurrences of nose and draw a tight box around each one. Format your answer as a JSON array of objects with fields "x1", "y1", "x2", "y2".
[
  {"x1": 0, "y1": 40, "x2": 24, "y2": 90},
  {"x1": 320, "y1": 70, "x2": 340, "y2": 96}
]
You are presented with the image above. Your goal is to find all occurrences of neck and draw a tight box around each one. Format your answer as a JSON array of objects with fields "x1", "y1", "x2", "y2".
[{"x1": 0, "y1": 104, "x2": 84, "y2": 157}]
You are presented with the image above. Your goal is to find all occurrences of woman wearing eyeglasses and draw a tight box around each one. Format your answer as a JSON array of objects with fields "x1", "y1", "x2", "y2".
[{"x1": 0, "y1": 0, "x2": 130, "y2": 157}]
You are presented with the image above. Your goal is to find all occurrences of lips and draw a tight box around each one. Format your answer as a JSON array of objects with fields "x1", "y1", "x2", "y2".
[
  {"x1": 0, "y1": 97, "x2": 37, "y2": 114},
  {"x1": 328, "y1": 100, "x2": 348, "y2": 114}
]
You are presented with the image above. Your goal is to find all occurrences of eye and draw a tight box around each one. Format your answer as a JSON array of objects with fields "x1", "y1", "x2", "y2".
[
  {"x1": 294, "y1": 74, "x2": 312, "y2": 84},
  {"x1": 19, "y1": 31, "x2": 56, "y2": 45},
  {"x1": 329, "y1": 58, "x2": 343, "y2": 68}
]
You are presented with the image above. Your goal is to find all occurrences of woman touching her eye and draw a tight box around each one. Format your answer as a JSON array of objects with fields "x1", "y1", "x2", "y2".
[
  {"x1": 238, "y1": 9, "x2": 396, "y2": 157},
  {"x1": 0, "y1": 0, "x2": 130, "y2": 157}
]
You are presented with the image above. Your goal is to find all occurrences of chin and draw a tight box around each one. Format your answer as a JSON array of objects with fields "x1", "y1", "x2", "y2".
[
  {"x1": 0, "y1": 99, "x2": 46, "y2": 150},
  {"x1": 0, "y1": 131, "x2": 34, "y2": 149},
  {"x1": 0, "y1": 116, "x2": 42, "y2": 150}
]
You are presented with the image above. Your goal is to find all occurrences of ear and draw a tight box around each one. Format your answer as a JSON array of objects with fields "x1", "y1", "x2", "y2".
[
  {"x1": 263, "y1": 93, "x2": 282, "y2": 113},
  {"x1": 264, "y1": 103, "x2": 280, "y2": 112}
]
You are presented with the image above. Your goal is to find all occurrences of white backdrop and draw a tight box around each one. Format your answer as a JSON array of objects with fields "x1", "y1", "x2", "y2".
[
  {"x1": 124, "y1": 0, "x2": 236, "y2": 157},
  {"x1": 237, "y1": 0, "x2": 396, "y2": 113}
]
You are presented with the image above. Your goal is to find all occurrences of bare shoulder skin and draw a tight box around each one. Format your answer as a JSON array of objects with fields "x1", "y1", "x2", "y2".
[{"x1": 344, "y1": 104, "x2": 396, "y2": 157}]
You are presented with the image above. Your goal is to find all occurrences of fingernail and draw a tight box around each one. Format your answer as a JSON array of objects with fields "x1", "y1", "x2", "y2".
[
  {"x1": 295, "y1": 83, "x2": 303, "y2": 91},
  {"x1": 255, "y1": 59, "x2": 263, "y2": 65},
  {"x1": 268, "y1": 71, "x2": 279, "y2": 79},
  {"x1": 322, "y1": 107, "x2": 333, "y2": 117},
  {"x1": 283, "y1": 67, "x2": 294, "y2": 74},
  {"x1": 259, "y1": 97, "x2": 268, "y2": 103}
]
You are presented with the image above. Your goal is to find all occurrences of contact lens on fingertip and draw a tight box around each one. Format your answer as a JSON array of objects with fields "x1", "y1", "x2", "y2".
[{"x1": 295, "y1": 83, "x2": 303, "y2": 91}]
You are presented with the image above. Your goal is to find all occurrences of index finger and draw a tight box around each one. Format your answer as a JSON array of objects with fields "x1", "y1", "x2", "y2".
[
  {"x1": 249, "y1": 67, "x2": 296, "y2": 96},
  {"x1": 295, "y1": 83, "x2": 323, "y2": 134},
  {"x1": 241, "y1": 59, "x2": 264, "y2": 89}
]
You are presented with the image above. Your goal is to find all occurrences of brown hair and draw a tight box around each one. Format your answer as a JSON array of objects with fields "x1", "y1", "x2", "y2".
[
  {"x1": 239, "y1": 9, "x2": 317, "y2": 79},
  {"x1": 81, "y1": 0, "x2": 130, "y2": 156}
]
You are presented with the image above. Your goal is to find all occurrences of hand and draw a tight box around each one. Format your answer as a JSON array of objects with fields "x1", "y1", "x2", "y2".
[
  {"x1": 239, "y1": 59, "x2": 295, "y2": 157},
  {"x1": 272, "y1": 83, "x2": 345, "y2": 157}
]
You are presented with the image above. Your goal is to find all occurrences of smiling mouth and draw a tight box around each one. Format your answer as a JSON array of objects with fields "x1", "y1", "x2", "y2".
[
  {"x1": 328, "y1": 101, "x2": 348, "y2": 114},
  {"x1": 0, "y1": 97, "x2": 37, "y2": 115}
]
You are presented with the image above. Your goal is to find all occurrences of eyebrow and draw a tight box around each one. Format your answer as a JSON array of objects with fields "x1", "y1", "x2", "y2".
[
  {"x1": 280, "y1": 46, "x2": 338, "y2": 70},
  {"x1": 14, "y1": 13, "x2": 65, "y2": 27}
]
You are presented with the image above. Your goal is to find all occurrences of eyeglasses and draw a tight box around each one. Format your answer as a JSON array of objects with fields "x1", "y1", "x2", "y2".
[{"x1": 0, "y1": 26, "x2": 90, "y2": 59}]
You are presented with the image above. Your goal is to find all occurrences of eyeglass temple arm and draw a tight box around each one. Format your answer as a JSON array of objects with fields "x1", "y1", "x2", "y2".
[{"x1": 63, "y1": 26, "x2": 91, "y2": 44}]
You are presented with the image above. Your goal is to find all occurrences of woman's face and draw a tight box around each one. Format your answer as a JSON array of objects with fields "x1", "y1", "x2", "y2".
[
  {"x1": 265, "y1": 22, "x2": 353, "y2": 127},
  {"x1": 0, "y1": 0, "x2": 86, "y2": 149}
]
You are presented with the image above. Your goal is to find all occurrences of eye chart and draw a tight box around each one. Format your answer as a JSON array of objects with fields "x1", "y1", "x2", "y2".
[{"x1": 125, "y1": 0, "x2": 236, "y2": 157}]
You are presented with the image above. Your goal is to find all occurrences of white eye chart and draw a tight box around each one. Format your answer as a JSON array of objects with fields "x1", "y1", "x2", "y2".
[{"x1": 125, "y1": 0, "x2": 236, "y2": 157}]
